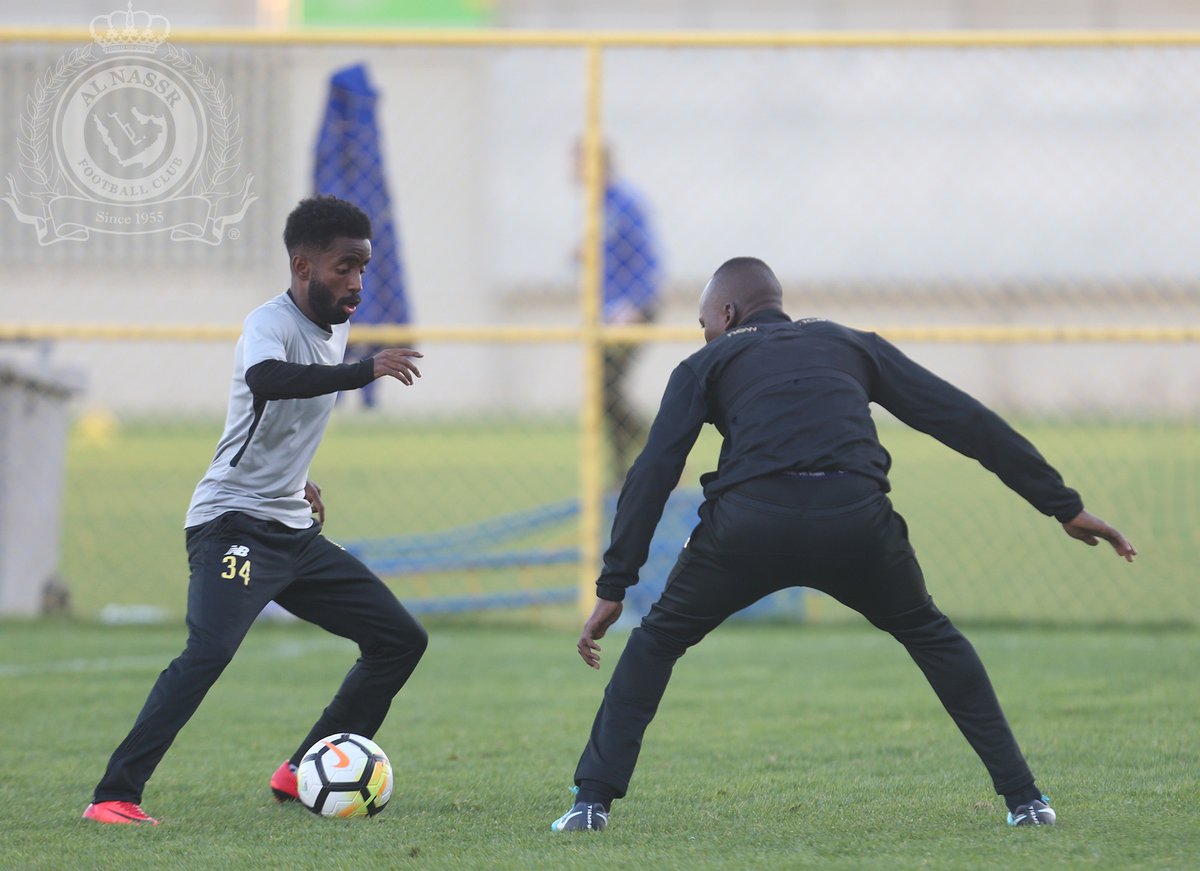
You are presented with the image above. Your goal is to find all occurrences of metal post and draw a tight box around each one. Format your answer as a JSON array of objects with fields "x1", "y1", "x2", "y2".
[{"x1": 577, "y1": 41, "x2": 605, "y2": 618}]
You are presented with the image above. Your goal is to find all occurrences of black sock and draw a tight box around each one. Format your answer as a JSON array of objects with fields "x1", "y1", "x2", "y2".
[
  {"x1": 1004, "y1": 783, "x2": 1043, "y2": 812},
  {"x1": 576, "y1": 780, "x2": 615, "y2": 811}
]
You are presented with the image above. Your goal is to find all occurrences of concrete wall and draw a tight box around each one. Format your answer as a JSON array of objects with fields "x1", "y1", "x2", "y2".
[{"x1": 1, "y1": 2, "x2": 1197, "y2": 417}]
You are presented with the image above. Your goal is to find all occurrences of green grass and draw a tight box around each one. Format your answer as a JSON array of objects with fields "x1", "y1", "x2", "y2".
[
  {"x1": 60, "y1": 414, "x2": 1196, "y2": 625},
  {"x1": 1, "y1": 620, "x2": 1196, "y2": 870}
]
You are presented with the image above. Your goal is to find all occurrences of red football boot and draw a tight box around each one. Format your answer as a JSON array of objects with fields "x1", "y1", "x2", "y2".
[
  {"x1": 83, "y1": 801, "x2": 159, "y2": 825},
  {"x1": 270, "y1": 761, "x2": 299, "y2": 803}
]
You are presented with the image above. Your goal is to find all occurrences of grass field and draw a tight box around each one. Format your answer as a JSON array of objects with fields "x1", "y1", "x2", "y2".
[
  {"x1": 11, "y1": 413, "x2": 1199, "y2": 867},
  {"x1": 0, "y1": 619, "x2": 1196, "y2": 870},
  {"x1": 58, "y1": 413, "x2": 1196, "y2": 625}
]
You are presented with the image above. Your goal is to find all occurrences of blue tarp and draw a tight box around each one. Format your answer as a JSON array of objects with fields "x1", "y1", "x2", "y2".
[{"x1": 314, "y1": 63, "x2": 410, "y2": 328}]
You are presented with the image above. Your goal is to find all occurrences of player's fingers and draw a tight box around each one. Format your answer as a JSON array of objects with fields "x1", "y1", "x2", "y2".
[
  {"x1": 577, "y1": 640, "x2": 600, "y2": 667},
  {"x1": 382, "y1": 349, "x2": 423, "y2": 363},
  {"x1": 1105, "y1": 530, "x2": 1136, "y2": 560},
  {"x1": 1066, "y1": 526, "x2": 1098, "y2": 546}
]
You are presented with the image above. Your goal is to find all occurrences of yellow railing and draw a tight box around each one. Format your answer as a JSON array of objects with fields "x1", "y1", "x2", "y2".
[
  {"x1": 9, "y1": 28, "x2": 1200, "y2": 47},
  {"x1": 2, "y1": 324, "x2": 1197, "y2": 344}
]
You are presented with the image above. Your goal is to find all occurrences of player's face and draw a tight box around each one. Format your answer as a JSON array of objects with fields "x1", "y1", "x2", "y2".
[{"x1": 304, "y1": 237, "x2": 372, "y2": 328}]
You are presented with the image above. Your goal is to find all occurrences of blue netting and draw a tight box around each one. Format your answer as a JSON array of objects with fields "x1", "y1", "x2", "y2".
[{"x1": 344, "y1": 490, "x2": 806, "y2": 622}]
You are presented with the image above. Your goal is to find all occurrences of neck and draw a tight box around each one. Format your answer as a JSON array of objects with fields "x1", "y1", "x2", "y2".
[{"x1": 287, "y1": 287, "x2": 330, "y2": 331}]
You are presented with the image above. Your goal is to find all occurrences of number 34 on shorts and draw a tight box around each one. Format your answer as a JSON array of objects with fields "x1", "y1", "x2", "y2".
[{"x1": 221, "y1": 544, "x2": 252, "y2": 586}]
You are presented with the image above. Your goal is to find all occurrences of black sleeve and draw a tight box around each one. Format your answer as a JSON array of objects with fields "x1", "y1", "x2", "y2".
[
  {"x1": 866, "y1": 334, "x2": 1083, "y2": 522},
  {"x1": 596, "y1": 363, "x2": 707, "y2": 601},
  {"x1": 244, "y1": 358, "x2": 375, "y2": 400}
]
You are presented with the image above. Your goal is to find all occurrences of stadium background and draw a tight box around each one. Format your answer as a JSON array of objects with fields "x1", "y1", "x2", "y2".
[{"x1": 0, "y1": 0, "x2": 1197, "y2": 628}]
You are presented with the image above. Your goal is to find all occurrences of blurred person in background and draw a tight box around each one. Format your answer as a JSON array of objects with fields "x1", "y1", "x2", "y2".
[{"x1": 574, "y1": 141, "x2": 662, "y2": 483}]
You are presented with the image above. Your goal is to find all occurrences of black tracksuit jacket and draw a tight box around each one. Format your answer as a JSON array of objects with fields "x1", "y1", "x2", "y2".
[{"x1": 596, "y1": 309, "x2": 1083, "y2": 602}]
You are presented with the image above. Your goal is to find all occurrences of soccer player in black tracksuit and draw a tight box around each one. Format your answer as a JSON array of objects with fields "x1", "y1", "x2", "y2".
[
  {"x1": 83, "y1": 196, "x2": 429, "y2": 826},
  {"x1": 552, "y1": 256, "x2": 1135, "y2": 832}
]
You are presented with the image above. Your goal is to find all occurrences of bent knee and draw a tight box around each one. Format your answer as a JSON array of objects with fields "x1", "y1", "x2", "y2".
[
  {"x1": 367, "y1": 619, "x2": 428, "y2": 661},
  {"x1": 629, "y1": 622, "x2": 694, "y2": 660},
  {"x1": 407, "y1": 623, "x2": 429, "y2": 658},
  {"x1": 182, "y1": 637, "x2": 241, "y2": 671}
]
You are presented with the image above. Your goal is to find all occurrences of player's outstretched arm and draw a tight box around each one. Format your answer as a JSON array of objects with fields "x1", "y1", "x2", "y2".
[
  {"x1": 1061, "y1": 510, "x2": 1136, "y2": 562},
  {"x1": 372, "y1": 348, "x2": 423, "y2": 385},
  {"x1": 578, "y1": 598, "x2": 623, "y2": 669}
]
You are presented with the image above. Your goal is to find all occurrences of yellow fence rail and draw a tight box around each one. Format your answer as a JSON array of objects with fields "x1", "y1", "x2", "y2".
[
  {"x1": 9, "y1": 28, "x2": 1200, "y2": 47},
  {"x1": 2, "y1": 324, "x2": 1197, "y2": 344}
]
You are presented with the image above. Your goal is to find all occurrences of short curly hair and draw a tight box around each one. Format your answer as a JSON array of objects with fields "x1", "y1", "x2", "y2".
[{"x1": 283, "y1": 195, "x2": 372, "y2": 254}]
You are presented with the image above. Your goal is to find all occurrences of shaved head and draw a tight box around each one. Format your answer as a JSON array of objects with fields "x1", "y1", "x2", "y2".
[{"x1": 698, "y1": 257, "x2": 785, "y2": 342}]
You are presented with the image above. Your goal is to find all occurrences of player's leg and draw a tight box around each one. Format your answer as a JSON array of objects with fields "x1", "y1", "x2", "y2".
[
  {"x1": 566, "y1": 498, "x2": 781, "y2": 823},
  {"x1": 558, "y1": 474, "x2": 900, "y2": 831},
  {"x1": 602, "y1": 344, "x2": 641, "y2": 482},
  {"x1": 817, "y1": 494, "x2": 1049, "y2": 822},
  {"x1": 88, "y1": 512, "x2": 291, "y2": 816},
  {"x1": 275, "y1": 536, "x2": 427, "y2": 767}
]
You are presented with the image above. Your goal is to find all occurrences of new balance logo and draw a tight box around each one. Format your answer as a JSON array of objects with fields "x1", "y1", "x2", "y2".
[{"x1": 225, "y1": 545, "x2": 250, "y2": 557}]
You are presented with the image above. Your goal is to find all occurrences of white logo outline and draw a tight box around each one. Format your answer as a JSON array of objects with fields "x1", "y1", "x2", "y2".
[{"x1": 3, "y1": 4, "x2": 256, "y2": 244}]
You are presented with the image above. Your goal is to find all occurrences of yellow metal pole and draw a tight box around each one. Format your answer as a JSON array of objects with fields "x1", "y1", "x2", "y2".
[
  {"x1": 1, "y1": 323, "x2": 1197, "y2": 344},
  {"x1": 10, "y1": 27, "x2": 1200, "y2": 48},
  {"x1": 577, "y1": 41, "x2": 606, "y2": 620}
]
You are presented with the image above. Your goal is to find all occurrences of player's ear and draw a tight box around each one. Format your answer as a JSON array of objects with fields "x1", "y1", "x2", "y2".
[
  {"x1": 291, "y1": 252, "x2": 311, "y2": 281},
  {"x1": 724, "y1": 301, "x2": 738, "y2": 330}
]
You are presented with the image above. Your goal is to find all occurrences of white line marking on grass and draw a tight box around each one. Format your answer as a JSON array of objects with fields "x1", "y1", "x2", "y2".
[{"x1": 0, "y1": 638, "x2": 353, "y2": 678}]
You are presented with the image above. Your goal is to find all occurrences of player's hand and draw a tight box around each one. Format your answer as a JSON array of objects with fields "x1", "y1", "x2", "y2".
[
  {"x1": 372, "y1": 348, "x2": 423, "y2": 385},
  {"x1": 1062, "y1": 510, "x2": 1136, "y2": 562},
  {"x1": 578, "y1": 598, "x2": 623, "y2": 669},
  {"x1": 304, "y1": 480, "x2": 325, "y2": 525}
]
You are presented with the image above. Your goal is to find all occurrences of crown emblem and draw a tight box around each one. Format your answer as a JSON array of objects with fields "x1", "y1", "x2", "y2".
[{"x1": 90, "y1": 3, "x2": 171, "y2": 54}]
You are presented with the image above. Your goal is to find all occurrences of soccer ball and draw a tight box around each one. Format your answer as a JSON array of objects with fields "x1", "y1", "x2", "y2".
[{"x1": 296, "y1": 733, "x2": 393, "y2": 818}]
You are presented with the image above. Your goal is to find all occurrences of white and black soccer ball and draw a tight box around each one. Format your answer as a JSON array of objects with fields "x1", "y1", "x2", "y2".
[{"x1": 297, "y1": 733, "x2": 393, "y2": 818}]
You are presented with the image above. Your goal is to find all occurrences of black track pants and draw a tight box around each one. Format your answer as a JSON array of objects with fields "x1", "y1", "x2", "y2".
[
  {"x1": 93, "y1": 511, "x2": 427, "y2": 803},
  {"x1": 574, "y1": 474, "x2": 1034, "y2": 801}
]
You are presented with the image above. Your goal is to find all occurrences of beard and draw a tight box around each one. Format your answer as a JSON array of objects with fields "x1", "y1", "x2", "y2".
[{"x1": 307, "y1": 274, "x2": 356, "y2": 326}]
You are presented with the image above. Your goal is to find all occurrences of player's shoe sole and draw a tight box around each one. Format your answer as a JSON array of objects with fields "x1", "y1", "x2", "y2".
[
  {"x1": 82, "y1": 801, "x2": 159, "y2": 825},
  {"x1": 1007, "y1": 796, "x2": 1056, "y2": 826},
  {"x1": 551, "y1": 800, "x2": 609, "y2": 831},
  {"x1": 270, "y1": 761, "x2": 299, "y2": 803}
]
